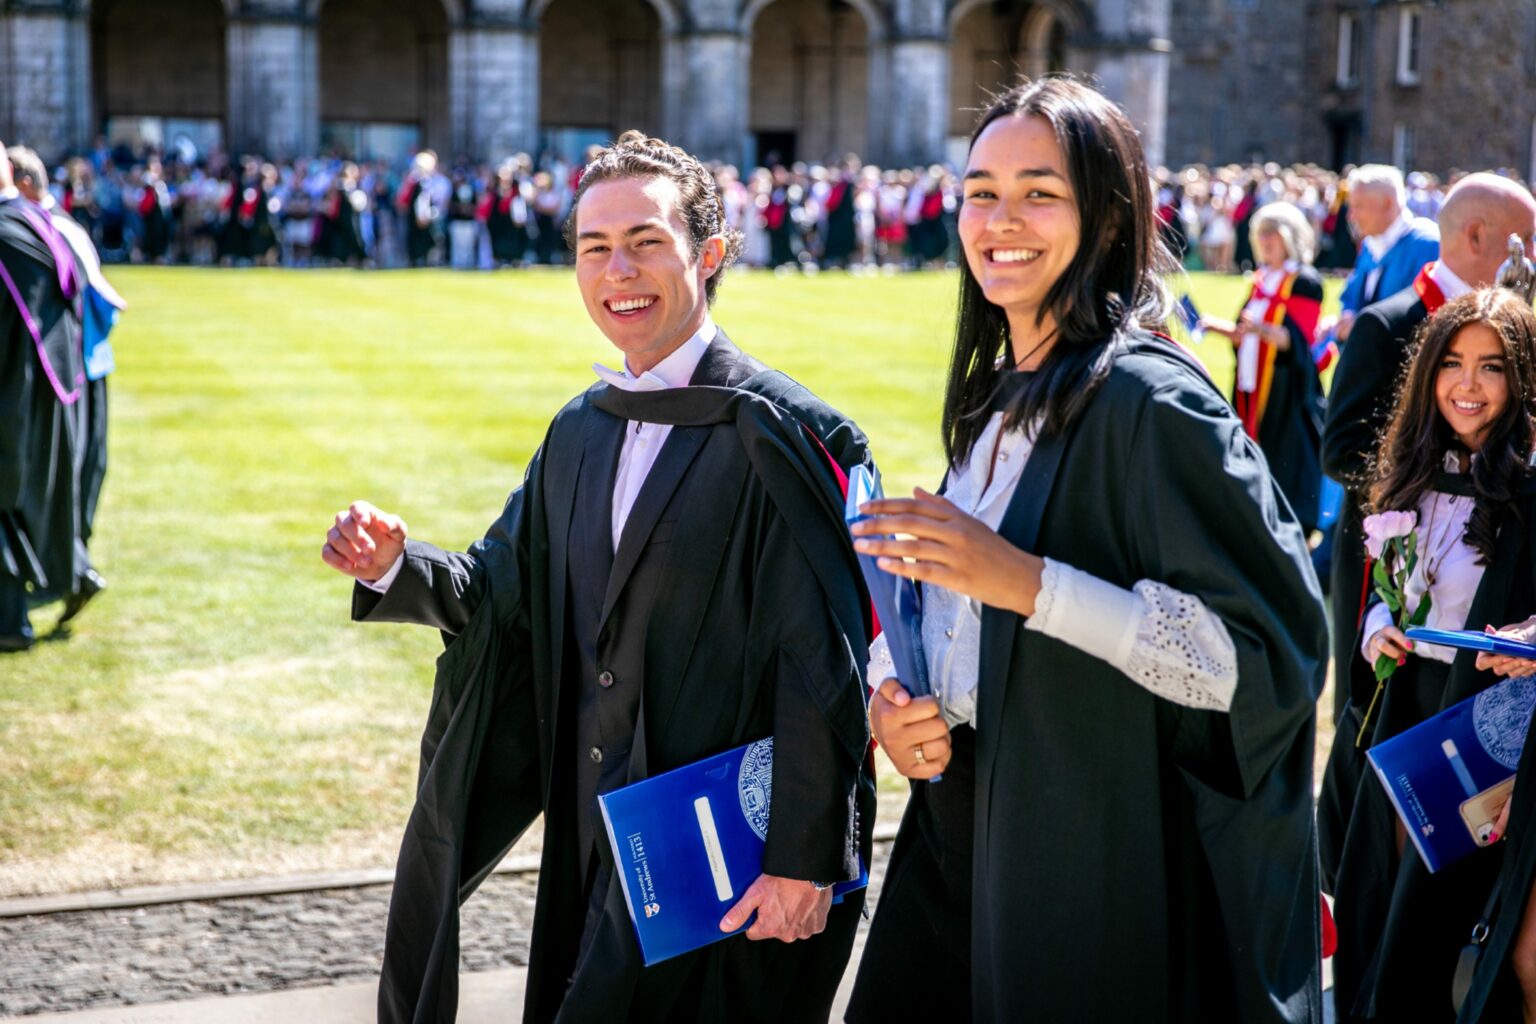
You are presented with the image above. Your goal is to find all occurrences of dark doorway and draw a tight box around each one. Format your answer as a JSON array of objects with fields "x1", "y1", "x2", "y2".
[
  {"x1": 1326, "y1": 111, "x2": 1363, "y2": 172},
  {"x1": 754, "y1": 131, "x2": 797, "y2": 168}
]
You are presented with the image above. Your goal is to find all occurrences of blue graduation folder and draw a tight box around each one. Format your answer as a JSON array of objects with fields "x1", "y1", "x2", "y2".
[
  {"x1": 1368, "y1": 674, "x2": 1536, "y2": 872},
  {"x1": 845, "y1": 464, "x2": 931, "y2": 701},
  {"x1": 598, "y1": 737, "x2": 868, "y2": 966},
  {"x1": 1406, "y1": 627, "x2": 1536, "y2": 659}
]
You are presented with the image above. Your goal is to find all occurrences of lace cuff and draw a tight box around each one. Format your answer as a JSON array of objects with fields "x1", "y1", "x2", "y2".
[
  {"x1": 866, "y1": 632, "x2": 896, "y2": 690},
  {"x1": 1123, "y1": 580, "x2": 1237, "y2": 712},
  {"x1": 1026, "y1": 560, "x2": 1237, "y2": 712}
]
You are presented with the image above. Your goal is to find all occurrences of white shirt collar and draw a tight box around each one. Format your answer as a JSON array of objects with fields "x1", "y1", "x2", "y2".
[
  {"x1": 1363, "y1": 208, "x2": 1413, "y2": 261},
  {"x1": 593, "y1": 316, "x2": 717, "y2": 392},
  {"x1": 0, "y1": 186, "x2": 18, "y2": 203},
  {"x1": 1429, "y1": 260, "x2": 1474, "y2": 302}
]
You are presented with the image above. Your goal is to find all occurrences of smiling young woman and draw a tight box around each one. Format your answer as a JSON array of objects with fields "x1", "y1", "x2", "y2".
[
  {"x1": 844, "y1": 77, "x2": 1329, "y2": 1023},
  {"x1": 1320, "y1": 288, "x2": 1536, "y2": 1023}
]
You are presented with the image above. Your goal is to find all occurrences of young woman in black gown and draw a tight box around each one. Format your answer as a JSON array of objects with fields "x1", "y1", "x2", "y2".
[
  {"x1": 844, "y1": 77, "x2": 1327, "y2": 1023},
  {"x1": 1318, "y1": 288, "x2": 1536, "y2": 1023}
]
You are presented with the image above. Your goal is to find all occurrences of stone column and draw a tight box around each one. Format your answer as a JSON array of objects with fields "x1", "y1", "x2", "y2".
[
  {"x1": 1078, "y1": 42, "x2": 1170, "y2": 168},
  {"x1": 668, "y1": 31, "x2": 748, "y2": 164},
  {"x1": 879, "y1": 36, "x2": 948, "y2": 169},
  {"x1": 1074, "y1": 0, "x2": 1172, "y2": 168},
  {"x1": 450, "y1": 25, "x2": 539, "y2": 160},
  {"x1": 226, "y1": 15, "x2": 318, "y2": 157},
  {"x1": 1, "y1": 5, "x2": 91, "y2": 160}
]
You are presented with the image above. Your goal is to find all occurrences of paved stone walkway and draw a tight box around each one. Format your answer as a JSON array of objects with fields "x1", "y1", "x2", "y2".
[
  {"x1": 3, "y1": 844, "x2": 891, "y2": 1019},
  {"x1": 0, "y1": 873, "x2": 539, "y2": 1017}
]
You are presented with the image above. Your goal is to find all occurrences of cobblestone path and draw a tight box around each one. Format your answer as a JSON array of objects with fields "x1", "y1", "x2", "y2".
[
  {"x1": 0, "y1": 874, "x2": 539, "y2": 1017},
  {"x1": 2, "y1": 841, "x2": 892, "y2": 1018}
]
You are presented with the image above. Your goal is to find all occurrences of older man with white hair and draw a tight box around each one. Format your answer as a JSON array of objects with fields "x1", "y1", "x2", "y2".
[{"x1": 1335, "y1": 164, "x2": 1440, "y2": 340}]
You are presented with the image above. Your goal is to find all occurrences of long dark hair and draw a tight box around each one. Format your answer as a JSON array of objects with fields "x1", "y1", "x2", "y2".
[
  {"x1": 942, "y1": 76, "x2": 1175, "y2": 466},
  {"x1": 1370, "y1": 289, "x2": 1536, "y2": 562}
]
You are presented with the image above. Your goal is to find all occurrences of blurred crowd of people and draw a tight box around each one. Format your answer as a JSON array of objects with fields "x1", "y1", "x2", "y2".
[
  {"x1": 1154, "y1": 161, "x2": 1489, "y2": 275},
  {"x1": 27, "y1": 137, "x2": 1529, "y2": 276},
  {"x1": 39, "y1": 140, "x2": 964, "y2": 272}
]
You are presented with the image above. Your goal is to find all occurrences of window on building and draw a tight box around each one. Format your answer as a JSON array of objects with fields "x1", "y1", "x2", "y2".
[
  {"x1": 1337, "y1": 13, "x2": 1362, "y2": 88},
  {"x1": 1393, "y1": 122, "x2": 1417, "y2": 171},
  {"x1": 1397, "y1": 6, "x2": 1422, "y2": 85}
]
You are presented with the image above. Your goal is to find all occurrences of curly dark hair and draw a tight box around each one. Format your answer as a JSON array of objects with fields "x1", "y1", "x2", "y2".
[
  {"x1": 1370, "y1": 288, "x2": 1536, "y2": 563},
  {"x1": 562, "y1": 130, "x2": 744, "y2": 305}
]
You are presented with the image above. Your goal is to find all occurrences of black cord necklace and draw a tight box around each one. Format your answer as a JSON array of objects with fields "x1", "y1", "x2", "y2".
[{"x1": 1011, "y1": 333, "x2": 1053, "y2": 371}]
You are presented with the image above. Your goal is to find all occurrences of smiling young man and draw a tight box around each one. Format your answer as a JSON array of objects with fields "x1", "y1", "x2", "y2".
[{"x1": 322, "y1": 132, "x2": 874, "y2": 1023}]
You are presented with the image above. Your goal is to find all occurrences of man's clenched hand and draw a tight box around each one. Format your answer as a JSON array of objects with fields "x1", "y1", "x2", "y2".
[{"x1": 321, "y1": 500, "x2": 407, "y2": 582}]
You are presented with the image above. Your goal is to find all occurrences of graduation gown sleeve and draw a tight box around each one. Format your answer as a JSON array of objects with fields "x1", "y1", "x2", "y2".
[{"x1": 1125, "y1": 363, "x2": 1326, "y2": 797}]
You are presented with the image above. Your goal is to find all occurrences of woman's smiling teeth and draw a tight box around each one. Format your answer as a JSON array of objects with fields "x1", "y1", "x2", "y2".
[
  {"x1": 989, "y1": 248, "x2": 1041, "y2": 264},
  {"x1": 608, "y1": 297, "x2": 656, "y2": 313},
  {"x1": 1452, "y1": 399, "x2": 1486, "y2": 414}
]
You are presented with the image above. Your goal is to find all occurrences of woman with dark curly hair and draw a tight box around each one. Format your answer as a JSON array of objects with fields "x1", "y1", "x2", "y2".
[{"x1": 1322, "y1": 288, "x2": 1536, "y2": 1023}]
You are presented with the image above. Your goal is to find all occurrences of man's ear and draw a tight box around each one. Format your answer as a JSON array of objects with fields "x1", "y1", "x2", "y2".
[
  {"x1": 700, "y1": 235, "x2": 727, "y2": 278},
  {"x1": 1466, "y1": 216, "x2": 1487, "y2": 256}
]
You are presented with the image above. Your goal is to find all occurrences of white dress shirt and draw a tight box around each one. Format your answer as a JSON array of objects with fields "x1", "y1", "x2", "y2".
[
  {"x1": 591, "y1": 319, "x2": 717, "y2": 551},
  {"x1": 1428, "y1": 259, "x2": 1474, "y2": 304},
  {"x1": 364, "y1": 318, "x2": 718, "y2": 593},
  {"x1": 868, "y1": 410, "x2": 1239, "y2": 728},
  {"x1": 1363, "y1": 209, "x2": 1413, "y2": 303}
]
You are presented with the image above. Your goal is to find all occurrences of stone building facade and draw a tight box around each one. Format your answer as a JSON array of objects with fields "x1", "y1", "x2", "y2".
[
  {"x1": 3, "y1": 0, "x2": 1532, "y2": 175},
  {"x1": 1313, "y1": 0, "x2": 1536, "y2": 180},
  {"x1": 0, "y1": 0, "x2": 1171, "y2": 168}
]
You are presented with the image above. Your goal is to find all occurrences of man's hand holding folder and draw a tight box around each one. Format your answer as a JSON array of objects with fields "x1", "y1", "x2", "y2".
[{"x1": 718, "y1": 874, "x2": 832, "y2": 941}]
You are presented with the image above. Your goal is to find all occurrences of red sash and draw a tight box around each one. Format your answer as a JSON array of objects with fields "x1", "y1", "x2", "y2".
[
  {"x1": 1412, "y1": 262, "x2": 1448, "y2": 314},
  {"x1": 1233, "y1": 270, "x2": 1318, "y2": 439},
  {"x1": 920, "y1": 189, "x2": 943, "y2": 221},
  {"x1": 826, "y1": 182, "x2": 848, "y2": 214}
]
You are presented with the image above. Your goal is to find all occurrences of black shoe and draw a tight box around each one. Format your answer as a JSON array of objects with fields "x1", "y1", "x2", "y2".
[
  {"x1": 58, "y1": 570, "x2": 106, "y2": 625},
  {"x1": 0, "y1": 629, "x2": 34, "y2": 652}
]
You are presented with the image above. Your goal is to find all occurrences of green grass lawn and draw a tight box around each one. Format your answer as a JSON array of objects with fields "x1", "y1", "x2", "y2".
[{"x1": 0, "y1": 266, "x2": 1340, "y2": 895}]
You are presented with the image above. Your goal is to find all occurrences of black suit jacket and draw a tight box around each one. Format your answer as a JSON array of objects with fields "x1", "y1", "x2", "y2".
[
  {"x1": 1320, "y1": 285, "x2": 1430, "y2": 716},
  {"x1": 360, "y1": 332, "x2": 875, "y2": 1023}
]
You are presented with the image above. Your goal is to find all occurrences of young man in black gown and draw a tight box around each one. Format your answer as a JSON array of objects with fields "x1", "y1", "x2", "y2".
[{"x1": 322, "y1": 132, "x2": 874, "y2": 1024}]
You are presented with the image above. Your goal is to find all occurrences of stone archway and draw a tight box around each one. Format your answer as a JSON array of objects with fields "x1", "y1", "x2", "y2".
[
  {"x1": 91, "y1": 0, "x2": 228, "y2": 154},
  {"x1": 535, "y1": 0, "x2": 670, "y2": 160},
  {"x1": 745, "y1": 0, "x2": 881, "y2": 166},
  {"x1": 947, "y1": 0, "x2": 1073, "y2": 140},
  {"x1": 316, "y1": 0, "x2": 452, "y2": 158}
]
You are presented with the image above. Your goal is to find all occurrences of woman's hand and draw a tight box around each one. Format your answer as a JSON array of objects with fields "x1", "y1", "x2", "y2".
[
  {"x1": 1366, "y1": 625, "x2": 1413, "y2": 665},
  {"x1": 1236, "y1": 312, "x2": 1291, "y2": 350},
  {"x1": 869, "y1": 678, "x2": 951, "y2": 780},
  {"x1": 1477, "y1": 617, "x2": 1536, "y2": 677},
  {"x1": 1199, "y1": 315, "x2": 1239, "y2": 340},
  {"x1": 850, "y1": 488, "x2": 1044, "y2": 617}
]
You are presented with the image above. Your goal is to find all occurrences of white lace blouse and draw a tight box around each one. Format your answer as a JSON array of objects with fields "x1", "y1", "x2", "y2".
[{"x1": 867, "y1": 410, "x2": 1239, "y2": 728}]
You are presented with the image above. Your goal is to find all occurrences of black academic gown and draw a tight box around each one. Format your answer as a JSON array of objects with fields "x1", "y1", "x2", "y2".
[
  {"x1": 1460, "y1": 654, "x2": 1536, "y2": 1021},
  {"x1": 0, "y1": 200, "x2": 86, "y2": 599},
  {"x1": 861, "y1": 333, "x2": 1326, "y2": 1023},
  {"x1": 1318, "y1": 286, "x2": 1433, "y2": 864},
  {"x1": 362, "y1": 334, "x2": 876, "y2": 1023},
  {"x1": 1327, "y1": 483, "x2": 1536, "y2": 1023}
]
